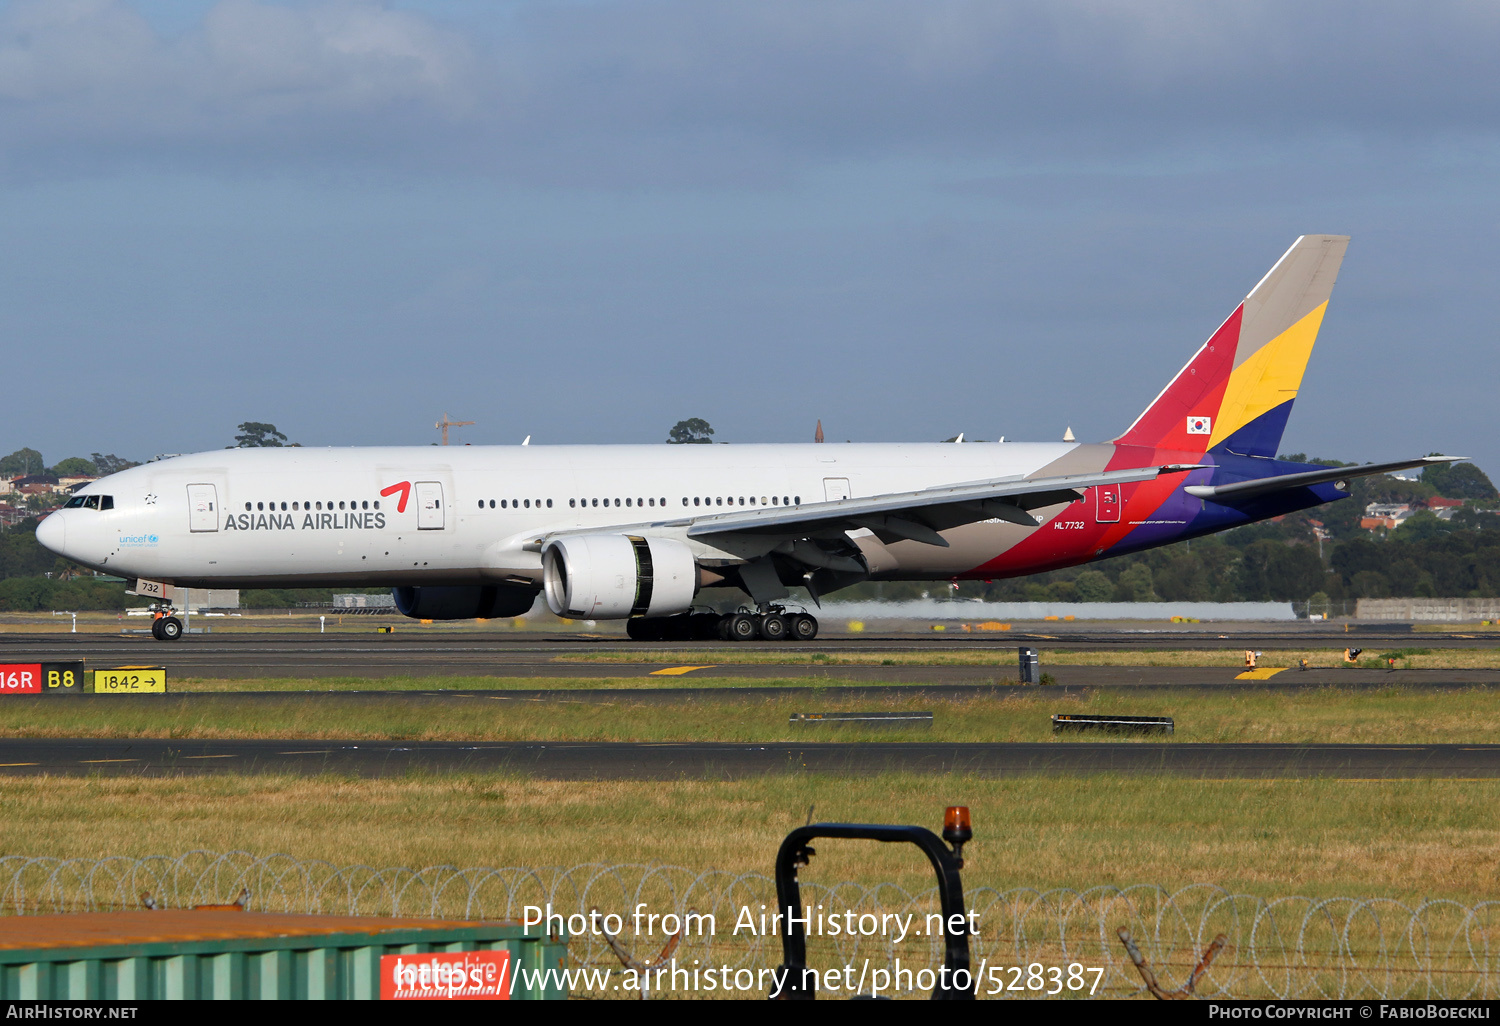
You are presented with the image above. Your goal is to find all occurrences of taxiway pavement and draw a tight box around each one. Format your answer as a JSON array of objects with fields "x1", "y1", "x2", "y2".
[{"x1": 1, "y1": 737, "x2": 1495, "y2": 779}]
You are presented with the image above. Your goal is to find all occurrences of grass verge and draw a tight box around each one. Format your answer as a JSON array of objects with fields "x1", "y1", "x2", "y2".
[
  {"x1": 3, "y1": 773, "x2": 1495, "y2": 901},
  {"x1": 4, "y1": 686, "x2": 1499, "y2": 743}
]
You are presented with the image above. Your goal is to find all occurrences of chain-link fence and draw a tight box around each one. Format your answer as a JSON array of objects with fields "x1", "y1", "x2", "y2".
[{"x1": 4, "y1": 851, "x2": 1498, "y2": 1000}]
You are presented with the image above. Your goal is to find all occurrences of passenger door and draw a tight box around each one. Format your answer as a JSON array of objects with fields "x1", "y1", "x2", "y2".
[
  {"x1": 823, "y1": 478, "x2": 851, "y2": 502},
  {"x1": 416, "y1": 482, "x2": 445, "y2": 530},
  {"x1": 186, "y1": 484, "x2": 219, "y2": 532},
  {"x1": 1095, "y1": 485, "x2": 1120, "y2": 524}
]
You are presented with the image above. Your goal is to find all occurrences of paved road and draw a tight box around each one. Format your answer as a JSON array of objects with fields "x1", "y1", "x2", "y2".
[
  {"x1": 1, "y1": 738, "x2": 1496, "y2": 779},
  {"x1": 0, "y1": 633, "x2": 1493, "y2": 687}
]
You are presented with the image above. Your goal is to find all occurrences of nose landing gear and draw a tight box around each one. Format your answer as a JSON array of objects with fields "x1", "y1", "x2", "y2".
[{"x1": 150, "y1": 607, "x2": 184, "y2": 641}]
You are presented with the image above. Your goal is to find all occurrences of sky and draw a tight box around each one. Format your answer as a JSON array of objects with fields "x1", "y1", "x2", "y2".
[{"x1": 2, "y1": 0, "x2": 1497, "y2": 473}]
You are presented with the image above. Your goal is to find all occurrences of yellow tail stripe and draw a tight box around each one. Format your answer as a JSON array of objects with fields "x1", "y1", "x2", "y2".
[{"x1": 1207, "y1": 301, "x2": 1328, "y2": 449}]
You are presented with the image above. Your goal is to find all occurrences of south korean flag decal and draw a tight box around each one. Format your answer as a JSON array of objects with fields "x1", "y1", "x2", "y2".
[{"x1": 1186, "y1": 415, "x2": 1212, "y2": 435}]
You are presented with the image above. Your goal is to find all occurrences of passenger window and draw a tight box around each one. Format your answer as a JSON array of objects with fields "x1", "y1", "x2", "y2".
[
  {"x1": 362, "y1": 501, "x2": 369, "y2": 510},
  {"x1": 477, "y1": 500, "x2": 484, "y2": 509},
  {"x1": 374, "y1": 501, "x2": 379, "y2": 510},
  {"x1": 615, "y1": 498, "x2": 621, "y2": 507},
  {"x1": 660, "y1": 498, "x2": 666, "y2": 506},
  {"x1": 292, "y1": 502, "x2": 299, "y2": 511},
  {"x1": 546, "y1": 499, "x2": 553, "y2": 508},
  {"x1": 784, "y1": 496, "x2": 790, "y2": 505},
  {"x1": 592, "y1": 499, "x2": 598, "y2": 507},
  {"x1": 772, "y1": 496, "x2": 778, "y2": 505},
  {"x1": 245, "y1": 502, "x2": 252, "y2": 512},
  {"x1": 795, "y1": 495, "x2": 801, "y2": 504},
  {"x1": 648, "y1": 498, "x2": 655, "y2": 507},
  {"x1": 490, "y1": 500, "x2": 496, "y2": 508},
  {"x1": 637, "y1": 498, "x2": 643, "y2": 507},
  {"x1": 339, "y1": 502, "x2": 346, "y2": 510},
  {"x1": 281, "y1": 502, "x2": 288, "y2": 511},
  {"x1": 739, "y1": 497, "x2": 745, "y2": 506},
  {"x1": 570, "y1": 499, "x2": 576, "y2": 508},
  {"x1": 626, "y1": 498, "x2": 632, "y2": 507},
  {"x1": 100, "y1": 496, "x2": 113, "y2": 510},
  {"x1": 316, "y1": 502, "x2": 323, "y2": 510},
  {"x1": 693, "y1": 497, "x2": 700, "y2": 506},
  {"x1": 257, "y1": 502, "x2": 264, "y2": 511}
]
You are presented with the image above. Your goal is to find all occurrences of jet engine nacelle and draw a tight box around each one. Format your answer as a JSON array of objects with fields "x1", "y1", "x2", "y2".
[
  {"x1": 542, "y1": 534, "x2": 697, "y2": 619},
  {"x1": 392, "y1": 584, "x2": 539, "y2": 621}
]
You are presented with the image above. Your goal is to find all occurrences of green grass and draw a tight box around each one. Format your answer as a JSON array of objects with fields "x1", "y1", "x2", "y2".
[
  {"x1": 6, "y1": 686, "x2": 1500, "y2": 743},
  {"x1": 2, "y1": 773, "x2": 1496, "y2": 900}
]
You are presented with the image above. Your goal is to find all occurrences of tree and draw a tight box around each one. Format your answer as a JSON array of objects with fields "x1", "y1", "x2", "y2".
[
  {"x1": 233, "y1": 422, "x2": 289, "y2": 448},
  {"x1": 90, "y1": 453, "x2": 138, "y2": 475},
  {"x1": 50, "y1": 457, "x2": 99, "y2": 477},
  {"x1": 1073, "y1": 570, "x2": 1114, "y2": 602},
  {"x1": 667, "y1": 418, "x2": 714, "y2": 444},
  {"x1": 1422, "y1": 459, "x2": 1498, "y2": 501},
  {"x1": 0, "y1": 448, "x2": 43, "y2": 478}
]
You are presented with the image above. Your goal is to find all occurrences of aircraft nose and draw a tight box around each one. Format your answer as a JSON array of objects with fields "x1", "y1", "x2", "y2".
[{"x1": 35, "y1": 513, "x2": 66, "y2": 556}]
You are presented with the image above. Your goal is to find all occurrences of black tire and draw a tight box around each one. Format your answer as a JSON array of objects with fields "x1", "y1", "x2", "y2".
[
  {"x1": 728, "y1": 613, "x2": 760, "y2": 642},
  {"x1": 150, "y1": 618, "x2": 164, "y2": 640},
  {"x1": 790, "y1": 614, "x2": 819, "y2": 641},
  {"x1": 626, "y1": 618, "x2": 661, "y2": 641},
  {"x1": 689, "y1": 613, "x2": 722, "y2": 641},
  {"x1": 759, "y1": 614, "x2": 788, "y2": 641},
  {"x1": 659, "y1": 616, "x2": 694, "y2": 642},
  {"x1": 715, "y1": 615, "x2": 735, "y2": 642},
  {"x1": 158, "y1": 616, "x2": 184, "y2": 641}
]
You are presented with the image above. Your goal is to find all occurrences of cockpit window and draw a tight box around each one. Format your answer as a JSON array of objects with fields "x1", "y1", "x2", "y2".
[
  {"x1": 64, "y1": 496, "x2": 86, "y2": 508},
  {"x1": 84, "y1": 496, "x2": 100, "y2": 510},
  {"x1": 64, "y1": 495, "x2": 111, "y2": 509},
  {"x1": 100, "y1": 496, "x2": 113, "y2": 510}
]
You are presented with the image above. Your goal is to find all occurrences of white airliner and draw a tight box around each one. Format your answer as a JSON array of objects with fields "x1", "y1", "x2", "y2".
[{"x1": 37, "y1": 236, "x2": 1455, "y2": 641}]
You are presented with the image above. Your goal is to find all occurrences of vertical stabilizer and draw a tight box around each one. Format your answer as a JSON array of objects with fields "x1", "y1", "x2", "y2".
[{"x1": 1115, "y1": 235, "x2": 1349, "y2": 456}]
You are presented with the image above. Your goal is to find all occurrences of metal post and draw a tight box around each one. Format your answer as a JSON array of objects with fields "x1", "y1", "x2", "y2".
[
  {"x1": 772, "y1": 822, "x2": 974, "y2": 999},
  {"x1": 70, "y1": 612, "x2": 76, "y2": 634},
  {"x1": 320, "y1": 615, "x2": 325, "y2": 634}
]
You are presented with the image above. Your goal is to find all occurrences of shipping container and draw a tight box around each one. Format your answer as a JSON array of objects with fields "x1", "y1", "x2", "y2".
[{"x1": 0, "y1": 910, "x2": 567, "y2": 1000}]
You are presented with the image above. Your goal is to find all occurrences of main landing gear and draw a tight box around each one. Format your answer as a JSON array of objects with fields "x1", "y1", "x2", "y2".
[
  {"x1": 625, "y1": 605, "x2": 819, "y2": 642},
  {"x1": 150, "y1": 607, "x2": 183, "y2": 641}
]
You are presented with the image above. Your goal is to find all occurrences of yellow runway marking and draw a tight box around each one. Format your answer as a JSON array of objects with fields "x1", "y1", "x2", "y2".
[
  {"x1": 79, "y1": 759, "x2": 137, "y2": 764},
  {"x1": 0, "y1": 763, "x2": 39, "y2": 767},
  {"x1": 182, "y1": 754, "x2": 237, "y2": 759},
  {"x1": 649, "y1": 666, "x2": 714, "y2": 676},
  {"x1": 1235, "y1": 667, "x2": 1288, "y2": 680}
]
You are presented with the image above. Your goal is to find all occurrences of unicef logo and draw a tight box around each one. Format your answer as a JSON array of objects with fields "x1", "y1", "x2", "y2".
[{"x1": 118, "y1": 534, "x2": 160, "y2": 547}]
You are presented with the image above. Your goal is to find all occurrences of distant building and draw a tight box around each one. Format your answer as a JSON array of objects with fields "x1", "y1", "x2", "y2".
[
  {"x1": 11, "y1": 474, "x2": 60, "y2": 496},
  {"x1": 1362, "y1": 502, "x2": 1412, "y2": 531}
]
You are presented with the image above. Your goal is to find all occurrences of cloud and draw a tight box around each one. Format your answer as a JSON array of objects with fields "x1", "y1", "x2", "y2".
[
  {"x1": 0, "y1": 1, "x2": 1496, "y2": 179},
  {"x1": 0, "y1": 0, "x2": 478, "y2": 165}
]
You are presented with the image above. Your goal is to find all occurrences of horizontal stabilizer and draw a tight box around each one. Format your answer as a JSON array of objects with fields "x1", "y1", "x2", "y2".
[{"x1": 1184, "y1": 456, "x2": 1464, "y2": 504}]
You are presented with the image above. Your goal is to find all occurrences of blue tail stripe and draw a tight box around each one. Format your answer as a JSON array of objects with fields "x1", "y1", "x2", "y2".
[{"x1": 1209, "y1": 399, "x2": 1295, "y2": 459}]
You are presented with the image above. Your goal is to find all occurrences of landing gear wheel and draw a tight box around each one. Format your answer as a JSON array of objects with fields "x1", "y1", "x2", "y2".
[
  {"x1": 759, "y1": 614, "x2": 788, "y2": 641},
  {"x1": 150, "y1": 618, "x2": 164, "y2": 640},
  {"x1": 158, "y1": 616, "x2": 184, "y2": 641},
  {"x1": 626, "y1": 618, "x2": 663, "y2": 641},
  {"x1": 727, "y1": 613, "x2": 760, "y2": 642},
  {"x1": 789, "y1": 613, "x2": 819, "y2": 641}
]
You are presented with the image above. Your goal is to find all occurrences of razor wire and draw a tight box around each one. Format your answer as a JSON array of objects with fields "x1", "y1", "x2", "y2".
[{"x1": 3, "y1": 851, "x2": 1500, "y2": 999}]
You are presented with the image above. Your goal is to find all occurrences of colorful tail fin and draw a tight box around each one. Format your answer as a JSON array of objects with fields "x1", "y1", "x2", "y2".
[{"x1": 1115, "y1": 235, "x2": 1349, "y2": 457}]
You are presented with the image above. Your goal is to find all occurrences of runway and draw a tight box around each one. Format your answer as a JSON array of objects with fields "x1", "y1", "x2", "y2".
[
  {"x1": 1, "y1": 632, "x2": 1496, "y2": 688},
  {"x1": 1, "y1": 737, "x2": 1496, "y2": 779}
]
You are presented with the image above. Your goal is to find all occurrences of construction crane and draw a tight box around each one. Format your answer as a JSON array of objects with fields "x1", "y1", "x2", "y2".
[{"x1": 436, "y1": 413, "x2": 475, "y2": 446}]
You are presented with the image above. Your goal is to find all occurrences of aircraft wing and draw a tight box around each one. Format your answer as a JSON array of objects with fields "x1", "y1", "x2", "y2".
[
  {"x1": 675, "y1": 464, "x2": 1204, "y2": 548},
  {"x1": 1184, "y1": 455, "x2": 1464, "y2": 504}
]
